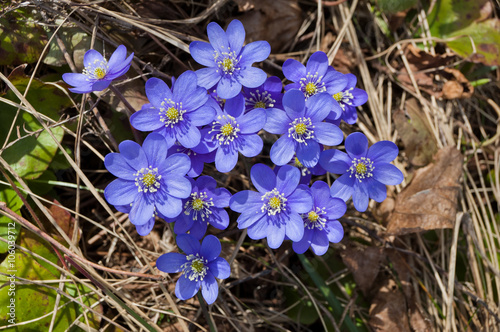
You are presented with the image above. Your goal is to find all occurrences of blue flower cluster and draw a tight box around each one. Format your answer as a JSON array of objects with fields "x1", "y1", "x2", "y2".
[{"x1": 65, "y1": 19, "x2": 403, "y2": 304}]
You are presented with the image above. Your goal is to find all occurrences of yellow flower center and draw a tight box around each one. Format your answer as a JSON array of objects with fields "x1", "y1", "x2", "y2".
[
  {"x1": 142, "y1": 173, "x2": 157, "y2": 187},
  {"x1": 268, "y1": 196, "x2": 281, "y2": 209},
  {"x1": 94, "y1": 67, "x2": 106, "y2": 79},
  {"x1": 293, "y1": 157, "x2": 304, "y2": 168},
  {"x1": 192, "y1": 198, "x2": 204, "y2": 211},
  {"x1": 356, "y1": 162, "x2": 367, "y2": 174},
  {"x1": 222, "y1": 58, "x2": 233, "y2": 72},
  {"x1": 333, "y1": 92, "x2": 343, "y2": 102},
  {"x1": 307, "y1": 211, "x2": 319, "y2": 222},
  {"x1": 305, "y1": 82, "x2": 317, "y2": 95},
  {"x1": 191, "y1": 259, "x2": 205, "y2": 273},
  {"x1": 221, "y1": 123, "x2": 234, "y2": 136},
  {"x1": 294, "y1": 123, "x2": 307, "y2": 135},
  {"x1": 166, "y1": 107, "x2": 179, "y2": 120},
  {"x1": 254, "y1": 101, "x2": 266, "y2": 109}
]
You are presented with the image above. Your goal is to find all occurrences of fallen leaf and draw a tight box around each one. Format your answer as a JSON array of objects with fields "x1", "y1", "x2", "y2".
[
  {"x1": 441, "y1": 68, "x2": 474, "y2": 99},
  {"x1": 394, "y1": 98, "x2": 438, "y2": 167},
  {"x1": 386, "y1": 147, "x2": 462, "y2": 235},
  {"x1": 341, "y1": 245, "x2": 383, "y2": 296},
  {"x1": 369, "y1": 278, "x2": 411, "y2": 331}
]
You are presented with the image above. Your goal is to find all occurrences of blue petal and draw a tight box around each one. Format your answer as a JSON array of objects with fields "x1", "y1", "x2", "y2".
[
  {"x1": 135, "y1": 218, "x2": 155, "y2": 236},
  {"x1": 325, "y1": 219, "x2": 344, "y2": 243},
  {"x1": 173, "y1": 71, "x2": 200, "y2": 97},
  {"x1": 176, "y1": 124, "x2": 201, "y2": 149},
  {"x1": 207, "y1": 257, "x2": 231, "y2": 279},
  {"x1": 143, "y1": 133, "x2": 168, "y2": 167},
  {"x1": 367, "y1": 141, "x2": 399, "y2": 163},
  {"x1": 104, "y1": 153, "x2": 136, "y2": 180},
  {"x1": 310, "y1": 230, "x2": 329, "y2": 256},
  {"x1": 161, "y1": 153, "x2": 191, "y2": 176},
  {"x1": 352, "y1": 88, "x2": 368, "y2": 106},
  {"x1": 372, "y1": 163, "x2": 404, "y2": 185},
  {"x1": 156, "y1": 253, "x2": 187, "y2": 273},
  {"x1": 237, "y1": 67, "x2": 267, "y2": 89},
  {"x1": 217, "y1": 76, "x2": 242, "y2": 99},
  {"x1": 296, "y1": 140, "x2": 320, "y2": 168},
  {"x1": 224, "y1": 93, "x2": 245, "y2": 118},
  {"x1": 175, "y1": 275, "x2": 200, "y2": 301},
  {"x1": 68, "y1": 85, "x2": 93, "y2": 94},
  {"x1": 246, "y1": 215, "x2": 269, "y2": 239},
  {"x1": 329, "y1": 173, "x2": 355, "y2": 202},
  {"x1": 266, "y1": 223, "x2": 286, "y2": 249},
  {"x1": 91, "y1": 80, "x2": 111, "y2": 91},
  {"x1": 229, "y1": 190, "x2": 262, "y2": 213},
  {"x1": 212, "y1": 188, "x2": 231, "y2": 207},
  {"x1": 345, "y1": 132, "x2": 368, "y2": 159},
  {"x1": 319, "y1": 149, "x2": 350, "y2": 174},
  {"x1": 314, "y1": 122, "x2": 343, "y2": 146},
  {"x1": 195, "y1": 67, "x2": 221, "y2": 89},
  {"x1": 282, "y1": 89, "x2": 306, "y2": 117},
  {"x1": 188, "y1": 105, "x2": 215, "y2": 126},
  {"x1": 62, "y1": 73, "x2": 89, "y2": 87},
  {"x1": 323, "y1": 69, "x2": 347, "y2": 94},
  {"x1": 292, "y1": 228, "x2": 312, "y2": 254},
  {"x1": 130, "y1": 105, "x2": 163, "y2": 131},
  {"x1": 200, "y1": 235, "x2": 221, "y2": 262},
  {"x1": 176, "y1": 234, "x2": 201, "y2": 255},
  {"x1": 195, "y1": 175, "x2": 217, "y2": 190},
  {"x1": 173, "y1": 213, "x2": 194, "y2": 234},
  {"x1": 83, "y1": 49, "x2": 104, "y2": 68},
  {"x1": 276, "y1": 165, "x2": 300, "y2": 196},
  {"x1": 209, "y1": 209, "x2": 229, "y2": 229},
  {"x1": 164, "y1": 175, "x2": 192, "y2": 198},
  {"x1": 305, "y1": 93, "x2": 333, "y2": 122},
  {"x1": 226, "y1": 19, "x2": 245, "y2": 54},
  {"x1": 323, "y1": 197, "x2": 347, "y2": 220},
  {"x1": 352, "y1": 181, "x2": 369, "y2": 212},
  {"x1": 207, "y1": 21, "x2": 229, "y2": 52},
  {"x1": 215, "y1": 146, "x2": 238, "y2": 172},
  {"x1": 238, "y1": 40, "x2": 271, "y2": 66},
  {"x1": 107, "y1": 45, "x2": 127, "y2": 72},
  {"x1": 104, "y1": 179, "x2": 137, "y2": 205},
  {"x1": 342, "y1": 105, "x2": 358, "y2": 125},
  {"x1": 145, "y1": 78, "x2": 172, "y2": 109},
  {"x1": 366, "y1": 178, "x2": 387, "y2": 202},
  {"x1": 237, "y1": 210, "x2": 266, "y2": 229},
  {"x1": 306, "y1": 51, "x2": 329, "y2": 76},
  {"x1": 270, "y1": 136, "x2": 296, "y2": 166},
  {"x1": 239, "y1": 134, "x2": 263, "y2": 157},
  {"x1": 239, "y1": 108, "x2": 266, "y2": 134},
  {"x1": 287, "y1": 188, "x2": 313, "y2": 214},
  {"x1": 285, "y1": 212, "x2": 305, "y2": 242},
  {"x1": 156, "y1": 194, "x2": 183, "y2": 218},
  {"x1": 129, "y1": 194, "x2": 155, "y2": 225},
  {"x1": 282, "y1": 59, "x2": 306, "y2": 83},
  {"x1": 190, "y1": 41, "x2": 216, "y2": 67},
  {"x1": 188, "y1": 221, "x2": 207, "y2": 240},
  {"x1": 201, "y1": 273, "x2": 218, "y2": 304},
  {"x1": 250, "y1": 163, "x2": 276, "y2": 193},
  {"x1": 263, "y1": 109, "x2": 289, "y2": 134}
]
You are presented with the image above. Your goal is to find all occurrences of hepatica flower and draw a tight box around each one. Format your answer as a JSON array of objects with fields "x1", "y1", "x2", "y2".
[
  {"x1": 190, "y1": 19, "x2": 271, "y2": 99},
  {"x1": 166, "y1": 176, "x2": 231, "y2": 239},
  {"x1": 130, "y1": 71, "x2": 216, "y2": 149},
  {"x1": 292, "y1": 181, "x2": 345, "y2": 256},
  {"x1": 104, "y1": 133, "x2": 192, "y2": 226},
  {"x1": 330, "y1": 73, "x2": 368, "y2": 125},
  {"x1": 63, "y1": 45, "x2": 133, "y2": 93},
  {"x1": 242, "y1": 76, "x2": 283, "y2": 113},
  {"x1": 283, "y1": 51, "x2": 347, "y2": 102},
  {"x1": 319, "y1": 132, "x2": 404, "y2": 212},
  {"x1": 275, "y1": 155, "x2": 327, "y2": 185},
  {"x1": 265, "y1": 89, "x2": 343, "y2": 168},
  {"x1": 156, "y1": 234, "x2": 230, "y2": 304},
  {"x1": 229, "y1": 164, "x2": 313, "y2": 249},
  {"x1": 202, "y1": 93, "x2": 266, "y2": 173},
  {"x1": 167, "y1": 142, "x2": 216, "y2": 178}
]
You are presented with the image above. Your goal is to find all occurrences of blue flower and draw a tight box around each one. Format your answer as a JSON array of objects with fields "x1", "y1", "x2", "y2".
[
  {"x1": 189, "y1": 19, "x2": 271, "y2": 99},
  {"x1": 265, "y1": 89, "x2": 344, "y2": 168},
  {"x1": 329, "y1": 73, "x2": 368, "y2": 125},
  {"x1": 165, "y1": 176, "x2": 231, "y2": 239},
  {"x1": 104, "y1": 133, "x2": 192, "y2": 226},
  {"x1": 115, "y1": 204, "x2": 157, "y2": 236},
  {"x1": 167, "y1": 142, "x2": 216, "y2": 178},
  {"x1": 319, "y1": 132, "x2": 404, "y2": 212},
  {"x1": 242, "y1": 76, "x2": 283, "y2": 113},
  {"x1": 201, "y1": 93, "x2": 266, "y2": 173},
  {"x1": 275, "y1": 155, "x2": 327, "y2": 185},
  {"x1": 130, "y1": 71, "x2": 216, "y2": 149},
  {"x1": 283, "y1": 51, "x2": 347, "y2": 100},
  {"x1": 292, "y1": 181, "x2": 345, "y2": 255},
  {"x1": 229, "y1": 164, "x2": 313, "y2": 249},
  {"x1": 156, "y1": 234, "x2": 230, "y2": 304},
  {"x1": 62, "y1": 45, "x2": 133, "y2": 93}
]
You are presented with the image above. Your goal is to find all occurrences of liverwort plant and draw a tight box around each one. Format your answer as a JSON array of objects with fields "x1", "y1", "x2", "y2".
[
  {"x1": 229, "y1": 164, "x2": 313, "y2": 249},
  {"x1": 331, "y1": 73, "x2": 368, "y2": 125},
  {"x1": 319, "y1": 132, "x2": 404, "y2": 212},
  {"x1": 130, "y1": 71, "x2": 216, "y2": 149},
  {"x1": 292, "y1": 181, "x2": 345, "y2": 255},
  {"x1": 166, "y1": 176, "x2": 231, "y2": 239},
  {"x1": 189, "y1": 19, "x2": 271, "y2": 99},
  {"x1": 265, "y1": 89, "x2": 343, "y2": 168},
  {"x1": 63, "y1": 44, "x2": 133, "y2": 93},
  {"x1": 156, "y1": 234, "x2": 230, "y2": 304},
  {"x1": 103, "y1": 133, "x2": 192, "y2": 226}
]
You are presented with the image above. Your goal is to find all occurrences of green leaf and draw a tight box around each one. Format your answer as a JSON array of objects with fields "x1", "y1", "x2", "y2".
[
  {"x1": 0, "y1": 68, "x2": 71, "y2": 179},
  {"x1": 0, "y1": 185, "x2": 22, "y2": 254},
  {"x1": 377, "y1": 0, "x2": 417, "y2": 14},
  {"x1": 0, "y1": 229, "x2": 101, "y2": 330},
  {"x1": 43, "y1": 24, "x2": 92, "y2": 67}
]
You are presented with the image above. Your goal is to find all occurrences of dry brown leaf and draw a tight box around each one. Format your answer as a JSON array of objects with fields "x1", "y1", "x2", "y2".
[
  {"x1": 394, "y1": 98, "x2": 438, "y2": 167},
  {"x1": 369, "y1": 278, "x2": 411, "y2": 331},
  {"x1": 232, "y1": 0, "x2": 302, "y2": 52},
  {"x1": 441, "y1": 67, "x2": 474, "y2": 99},
  {"x1": 341, "y1": 245, "x2": 383, "y2": 296},
  {"x1": 386, "y1": 147, "x2": 462, "y2": 235}
]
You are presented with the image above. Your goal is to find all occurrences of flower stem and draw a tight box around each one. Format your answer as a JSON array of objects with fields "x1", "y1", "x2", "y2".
[{"x1": 197, "y1": 292, "x2": 217, "y2": 332}]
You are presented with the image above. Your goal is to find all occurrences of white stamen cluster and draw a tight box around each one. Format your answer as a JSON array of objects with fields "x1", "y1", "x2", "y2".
[
  {"x1": 134, "y1": 166, "x2": 161, "y2": 193},
  {"x1": 159, "y1": 99, "x2": 186, "y2": 128},
  {"x1": 182, "y1": 253, "x2": 208, "y2": 281},
  {"x1": 246, "y1": 90, "x2": 275, "y2": 109},
  {"x1": 214, "y1": 47, "x2": 241, "y2": 75},
  {"x1": 184, "y1": 192, "x2": 214, "y2": 221},
  {"x1": 299, "y1": 72, "x2": 326, "y2": 97},
  {"x1": 288, "y1": 117, "x2": 314, "y2": 143},
  {"x1": 303, "y1": 206, "x2": 327, "y2": 230},
  {"x1": 261, "y1": 188, "x2": 287, "y2": 216},
  {"x1": 210, "y1": 114, "x2": 240, "y2": 145},
  {"x1": 83, "y1": 58, "x2": 109, "y2": 80},
  {"x1": 348, "y1": 157, "x2": 374, "y2": 182},
  {"x1": 334, "y1": 88, "x2": 354, "y2": 111},
  {"x1": 292, "y1": 157, "x2": 311, "y2": 177}
]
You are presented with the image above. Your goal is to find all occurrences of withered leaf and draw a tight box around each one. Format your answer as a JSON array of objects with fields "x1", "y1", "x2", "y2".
[
  {"x1": 341, "y1": 245, "x2": 383, "y2": 296},
  {"x1": 394, "y1": 98, "x2": 438, "y2": 167},
  {"x1": 386, "y1": 147, "x2": 462, "y2": 235},
  {"x1": 369, "y1": 278, "x2": 411, "y2": 331}
]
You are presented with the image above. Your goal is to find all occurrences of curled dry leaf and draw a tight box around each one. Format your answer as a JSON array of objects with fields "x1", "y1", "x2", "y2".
[
  {"x1": 232, "y1": 0, "x2": 302, "y2": 52},
  {"x1": 386, "y1": 147, "x2": 462, "y2": 235},
  {"x1": 341, "y1": 245, "x2": 383, "y2": 296}
]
